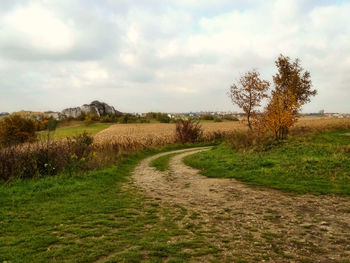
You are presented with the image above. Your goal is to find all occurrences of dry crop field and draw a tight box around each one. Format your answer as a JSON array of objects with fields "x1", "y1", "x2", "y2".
[
  {"x1": 94, "y1": 121, "x2": 247, "y2": 144},
  {"x1": 94, "y1": 117, "x2": 350, "y2": 144}
]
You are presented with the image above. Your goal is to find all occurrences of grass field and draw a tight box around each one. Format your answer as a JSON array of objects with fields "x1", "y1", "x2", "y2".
[
  {"x1": 2, "y1": 119, "x2": 350, "y2": 262},
  {"x1": 184, "y1": 130, "x2": 350, "y2": 195},
  {"x1": 38, "y1": 122, "x2": 112, "y2": 140},
  {"x1": 0, "y1": 146, "x2": 219, "y2": 263}
]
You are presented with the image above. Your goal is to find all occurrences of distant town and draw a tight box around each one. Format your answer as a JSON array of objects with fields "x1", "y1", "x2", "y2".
[{"x1": 1, "y1": 110, "x2": 349, "y2": 121}]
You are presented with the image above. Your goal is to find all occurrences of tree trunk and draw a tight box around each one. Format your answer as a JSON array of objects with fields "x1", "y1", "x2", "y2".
[{"x1": 247, "y1": 114, "x2": 252, "y2": 131}]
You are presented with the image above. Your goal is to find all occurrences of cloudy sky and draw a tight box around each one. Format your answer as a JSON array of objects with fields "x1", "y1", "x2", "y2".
[{"x1": 0, "y1": 0, "x2": 349, "y2": 113}]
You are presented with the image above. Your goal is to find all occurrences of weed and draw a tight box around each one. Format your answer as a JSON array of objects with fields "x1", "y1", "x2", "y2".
[{"x1": 175, "y1": 119, "x2": 203, "y2": 143}]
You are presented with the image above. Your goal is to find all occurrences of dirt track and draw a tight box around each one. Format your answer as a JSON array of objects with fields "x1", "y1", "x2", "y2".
[{"x1": 132, "y1": 147, "x2": 350, "y2": 262}]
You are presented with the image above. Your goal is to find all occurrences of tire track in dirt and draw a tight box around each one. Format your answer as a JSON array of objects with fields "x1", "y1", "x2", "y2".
[{"x1": 132, "y1": 148, "x2": 350, "y2": 262}]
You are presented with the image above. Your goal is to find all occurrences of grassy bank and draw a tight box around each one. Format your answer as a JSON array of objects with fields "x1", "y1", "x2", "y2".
[
  {"x1": 184, "y1": 130, "x2": 350, "y2": 195},
  {"x1": 0, "y1": 144, "x2": 219, "y2": 263}
]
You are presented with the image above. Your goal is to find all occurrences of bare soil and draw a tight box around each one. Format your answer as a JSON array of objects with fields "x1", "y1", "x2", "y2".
[{"x1": 132, "y1": 147, "x2": 350, "y2": 262}]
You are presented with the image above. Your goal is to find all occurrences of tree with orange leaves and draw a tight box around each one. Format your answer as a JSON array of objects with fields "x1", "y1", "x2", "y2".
[
  {"x1": 263, "y1": 90, "x2": 299, "y2": 140},
  {"x1": 263, "y1": 55, "x2": 316, "y2": 139},
  {"x1": 228, "y1": 70, "x2": 270, "y2": 131}
]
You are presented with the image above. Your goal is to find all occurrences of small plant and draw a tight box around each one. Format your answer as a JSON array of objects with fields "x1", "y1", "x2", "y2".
[{"x1": 175, "y1": 119, "x2": 203, "y2": 143}]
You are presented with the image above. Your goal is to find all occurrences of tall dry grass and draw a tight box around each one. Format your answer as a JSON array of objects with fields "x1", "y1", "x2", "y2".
[{"x1": 291, "y1": 117, "x2": 350, "y2": 134}]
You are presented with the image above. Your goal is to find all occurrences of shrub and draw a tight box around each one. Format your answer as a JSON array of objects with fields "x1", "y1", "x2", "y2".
[
  {"x1": 118, "y1": 114, "x2": 139, "y2": 124},
  {"x1": 0, "y1": 133, "x2": 97, "y2": 181},
  {"x1": 144, "y1": 112, "x2": 171, "y2": 123},
  {"x1": 0, "y1": 115, "x2": 37, "y2": 147},
  {"x1": 84, "y1": 116, "x2": 93, "y2": 126},
  {"x1": 138, "y1": 118, "x2": 150, "y2": 123},
  {"x1": 156, "y1": 113, "x2": 170, "y2": 123},
  {"x1": 175, "y1": 119, "x2": 203, "y2": 143},
  {"x1": 223, "y1": 115, "x2": 239, "y2": 121},
  {"x1": 101, "y1": 115, "x2": 112, "y2": 123},
  {"x1": 199, "y1": 114, "x2": 214, "y2": 120},
  {"x1": 77, "y1": 112, "x2": 87, "y2": 121},
  {"x1": 100, "y1": 114, "x2": 118, "y2": 123},
  {"x1": 214, "y1": 118, "x2": 223, "y2": 122}
]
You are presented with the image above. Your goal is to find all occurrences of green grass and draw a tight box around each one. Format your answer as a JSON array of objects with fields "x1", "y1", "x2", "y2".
[
  {"x1": 184, "y1": 130, "x2": 350, "y2": 195},
  {"x1": 0, "y1": 144, "x2": 219, "y2": 263},
  {"x1": 150, "y1": 153, "x2": 178, "y2": 171},
  {"x1": 38, "y1": 122, "x2": 112, "y2": 140}
]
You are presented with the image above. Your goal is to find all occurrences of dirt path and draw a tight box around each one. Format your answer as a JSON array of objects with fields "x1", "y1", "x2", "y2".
[{"x1": 132, "y1": 147, "x2": 350, "y2": 262}]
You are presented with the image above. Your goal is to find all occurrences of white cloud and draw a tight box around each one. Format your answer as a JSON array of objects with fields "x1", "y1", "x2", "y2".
[
  {"x1": 2, "y1": 4, "x2": 74, "y2": 54},
  {"x1": 0, "y1": 0, "x2": 349, "y2": 113}
]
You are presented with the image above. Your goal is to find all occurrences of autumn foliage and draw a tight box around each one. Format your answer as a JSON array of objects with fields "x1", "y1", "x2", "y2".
[
  {"x1": 0, "y1": 115, "x2": 37, "y2": 147},
  {"x1": 263, "y1": 90, "x2": 300, "y2": 139},
  {"x1": 229, "y1": 70, "x2": 270, "y2": 130},
  {"x1": 262, "y1": 55, "x2": 316, "y2": 139},
  {"x1": 229, "y1": 55, "x2": 317, "y2": 140}
]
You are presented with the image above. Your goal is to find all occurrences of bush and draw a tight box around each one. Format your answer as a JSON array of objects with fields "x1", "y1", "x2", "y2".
[
  {"x1": 214, "y1": 118, "x2": 223, "y2": 122},
  {"x1": 101, "y1": 114, "x2": 117, "y2": 123},
  {"x1": 101, "y1": 115, "x2": 112, "y2": 123},
  {"x1": 84, "y1": 116, "x2": 93, "y2": 126},
  {"x1": 223, "y1": 115, "x2": 239, "y2": 121},
  {"x1": 0, "y1": 115, "x2": 37, "y2": 147},
  {"x1": 138, "y1": 118, "x2": 150, "y2": 123},
  {"x1": 118, "y1": 114, "x2": 139, "y2": 124},
  {"x1": 76, "y1": 112, "x2": 87, "y2": 121},
  {"x1": 155, "y1": 113, "x2": 170, "y2": 123},
  {"x1": 175, "y1": 119, "x2": 203, "y2": 143},
  {"x1": 145, "y1": 112, "x2": 171, "y2": 123},
  {"x1": 199, "y1": 114, "x2": 214, "y2": 120},
  {"x1": 0, "y1": 133, "x2": 97, "y2": 181}
]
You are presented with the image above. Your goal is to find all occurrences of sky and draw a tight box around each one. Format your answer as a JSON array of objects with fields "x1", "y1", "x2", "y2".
[{"x1": 0, "y1": 0, "x2": 349, "y2": 113}]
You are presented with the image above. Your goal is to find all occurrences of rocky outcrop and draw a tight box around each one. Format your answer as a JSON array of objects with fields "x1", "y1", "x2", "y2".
[
  {"x1": 61, "y1": 101, "x2": 119, "y2": 118},
  {"x1": 46, "y1": 112, "x2": 62, "y2": 120}
]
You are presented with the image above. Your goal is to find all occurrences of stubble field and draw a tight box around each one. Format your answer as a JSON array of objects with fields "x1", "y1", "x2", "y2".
[{"x1": 94, "y1": 117, "x2": 350, "y2": 144}]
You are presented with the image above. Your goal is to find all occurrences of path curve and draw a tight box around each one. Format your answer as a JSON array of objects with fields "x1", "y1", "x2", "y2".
[{"x1": 132, "y1": 147, "x2": 350, "y2": 262}]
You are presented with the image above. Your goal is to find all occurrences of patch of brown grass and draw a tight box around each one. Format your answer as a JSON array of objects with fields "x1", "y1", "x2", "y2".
[{"x1": 291, "y1": 117, "x2": 350, "y2": 135}]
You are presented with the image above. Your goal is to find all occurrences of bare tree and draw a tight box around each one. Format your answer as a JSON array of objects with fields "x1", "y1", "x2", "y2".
[{"x1": 228, "y1": 70, "x2": 270, "y2": 130}]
